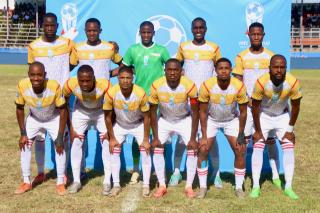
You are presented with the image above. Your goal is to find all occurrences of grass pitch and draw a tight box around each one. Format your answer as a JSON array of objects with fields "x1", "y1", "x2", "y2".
[{"x1": 0, "y1": 65, "x2": 319, "y2": 212}]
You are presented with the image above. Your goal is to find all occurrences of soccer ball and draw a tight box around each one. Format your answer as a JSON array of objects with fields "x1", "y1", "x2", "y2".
[
  {"x1": 61, "y1": 3, "x2": 78, "y2": 21},
  {"x1": 246, "y1": 2, "x2": 264, "y2": 23},
  {"x1": 136, "y1": 15, "x2": 187, "y2": 57}
]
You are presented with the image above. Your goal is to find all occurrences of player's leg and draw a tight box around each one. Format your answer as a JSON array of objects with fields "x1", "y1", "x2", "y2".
[
  {"x1": 276, "y1": 113, "x2": 298, "y2": 200},
  {"x1": 250, "y1": 112, "x2": 272, "y2": 198},
  {"x1": 68, "y1": 110, "x2": 89, "y2": 193},
  {"x1": 132, "y1": 123, "x2": 151, "y2": 197}
]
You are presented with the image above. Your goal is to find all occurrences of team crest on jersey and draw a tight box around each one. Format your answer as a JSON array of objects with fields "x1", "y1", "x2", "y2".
[
  {"x1": 36, "y1": 100, "x2": 42, "y2": 109},
  {"x1": 271, "y1": 93, "x2": 279, "y2": 103},
  {"x1": 123, "y1": 102, "x2": 129, "y2": 113},
  {"x1": 220, "y1": 96, "x2": 226, "y2": 106}
]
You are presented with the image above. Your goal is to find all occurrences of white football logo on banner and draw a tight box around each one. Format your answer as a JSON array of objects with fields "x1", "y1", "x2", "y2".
[
  {"x1": 136, "y1": 15, "x2": 187, "y2": 57},
  {"x1": 245, "y1": 2, "x2": 264, "y2": 29},
  {"x1": 61, "y1": 3, "x2": 78, "y2": 40}
]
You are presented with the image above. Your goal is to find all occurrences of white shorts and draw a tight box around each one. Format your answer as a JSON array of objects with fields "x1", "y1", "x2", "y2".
[
  {"x1": 114, "y1": 122, "x2": 144, "y2": 146},
  {"x1": 207, "y1": 117, "x2": 239, "y2": 138},
  {"x1": 26, "y1": 115, "x2": 60, "y2": 141},
  {"x1": 158, "y1": 116, "x2": 192, "y2": 145},
  {"x1": 72, "y1": 109, "x2": 107, "y2": 134},
  {"x1": 260, "y1": 112, "x2": 290, "y2": 141}
]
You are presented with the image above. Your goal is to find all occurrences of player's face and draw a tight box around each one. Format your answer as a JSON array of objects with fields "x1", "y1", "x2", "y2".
[
  {"x1": 215, "y1": 62, "x2": 232, "y2": 81},
  {"x1": 269, "y1": 57, "x2": 286, "y2": 85},
  {"x1": 249, "y1": 27, "x2": 264, "y2": 48},
  {"x1": 85, "y1": 22, "x2": 101, "y2": 44},
  {"x1": 78, "y1": 72, "x2": 95, "y2": 92},
  {"x1": 192, "y1": 21, "x2": 207, "y2": 42},
  {"x1": 118, "y1": 71, "x2": 133, "y2": 90},
  {"x1": 28, "y1": 66, "x2": 46, "y2": 90},
  {"x1": 43, "y1": 17, "x2": 58, "y2": 39},
  {"x1": 165, "y1": 62, "x2": 182, "y2": 83},
  {"x1": 140, "y1": 25, "x2": 154, "y2": 46}
]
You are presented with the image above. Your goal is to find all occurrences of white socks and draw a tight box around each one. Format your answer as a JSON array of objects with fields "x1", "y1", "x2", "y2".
[
  {"x1": 21, "y1": 140, "x2": 33, "y2": 184},
  {"x1": 186, "y1": 150, "x2": 197, "y2": 188},
  {"x1": 71, "y1": 138, "x2": 83, "y2": 183},
  {"x1": 197, "y1": 160, "x2": 208, "y2": 189},
  {"x1": 101, "y1": 139, "x2": 111, "y2": 185},
  {"x1": 282, "y1": 142, "x2": 295, "y2": 189},
  {"x1": 55, "y1": 149, "x2": 66, "y2": 185},
  {"x1": 153, "y1": 148, "x2": 166, "y2": 187},
  {"x1": 251, "y1": 142, "x2": 265, "y2": 188},
  {"x1": 234, "y1": 168, "x2": 246, "y2": 189},
  {"x1": 140, "y1": 147, "x2": 151, "y2": 187},
  {"x1": 111, "y1": 147, "x2": 121, "y2": 187}
]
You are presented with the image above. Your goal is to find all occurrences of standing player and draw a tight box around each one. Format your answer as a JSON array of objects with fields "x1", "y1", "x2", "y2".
[
  {"x1": 122, "y1": 20, "x2": 170, "y2": 183},
  {"x1": 197, "y1": 58, "x2": 248, "y2": 198},
  {"x1": 250, "y1": 55, "x2": 302, "y2": 200},
  {"x1": 62, "y1": 65, "x2": 112, "y2": 194},
  {"x1": 104, "y1": 66, "x2": 152, "y2": 197},
  {"x1": 232, "y1": 22, "x2": 281, "y2": 187},
  {"x1": 15, "y1": 62, "x2": 67, "y2": 195},
  {"x1": 176, "y1": 17, "x2": 222, "y2": 187},
  {"x1": 150, "y1": 59, "x2": 199, "y2": 198},
  {"x1": 27, "y1": 12, "x2": 76, "y2": 185}
]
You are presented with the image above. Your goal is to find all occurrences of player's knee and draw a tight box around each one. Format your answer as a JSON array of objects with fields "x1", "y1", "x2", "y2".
[{"x1": 198, "y1": 146, "x2": 208, "y2": 159}]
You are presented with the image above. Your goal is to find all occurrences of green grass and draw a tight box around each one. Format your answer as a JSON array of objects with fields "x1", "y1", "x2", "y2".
[{"x1": 0, "y1": 65, "x2": 319, "y2": 212}]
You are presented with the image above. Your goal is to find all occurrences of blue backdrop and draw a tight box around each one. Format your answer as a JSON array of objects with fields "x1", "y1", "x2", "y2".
[{"x1": 45, "y1": 0, "x2": 290, "y2": 173}]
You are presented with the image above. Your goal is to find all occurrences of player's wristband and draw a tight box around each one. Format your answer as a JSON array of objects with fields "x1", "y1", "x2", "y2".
[
  {"x1": 20, "y1": 129, "x2": 27, "y2": 136},
  {"x1": 286, "y1": 125, "x2": 294, "y2": 133}
]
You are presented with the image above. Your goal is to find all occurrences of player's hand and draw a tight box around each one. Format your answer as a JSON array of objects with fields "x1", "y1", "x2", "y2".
[
  {"x1": 141, "y1": 139, "x2": 151, "y2": 155},
  {"x1": 109, "y1": 41, "x2": 119, "y2": 53},
  {"x1": 187, "y1": 139, "x2": 198, "y2": 156},
  {"x1": 152, "y1": 138, "x2": 161, "y2": 150},
  {"x1": 19, "y1": 136, "x2": 28, "y2": 151},
  {"x1": 109, "y1": 138, "x2": 119, "y2": 154},
  {"x1": 99, "y1": 132, "x2": 109, "y2": 142},
  {"x1": 248, "y1": 98, "x2": 253, "y2": 108},
  {"x1": 282, "y1": 132, "x2": 295, "y2": 144},
  {"x1": 252, "y1": 131, "x2": 265, "y2": 143},
  {"x1": 199, "y1": 137, "x2": 209, "y2": 151},
  {"x1": 54, "y1": 133, "x2": 64, "y2": 155},
  {"x1": 70, "y1": 130, "x2": 84, "y2": 144},
  {"x1": 236, "y1": 132, "x2": 247, "y2": 153}
]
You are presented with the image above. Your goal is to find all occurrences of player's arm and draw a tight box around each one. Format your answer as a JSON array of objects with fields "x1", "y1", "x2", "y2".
[
  {"x1": 236, "y1": 83, "x2": 248, "y2": 144},
  {"x1": 69, "y1": 40, "x2": 78, "y2": 71},
  {"x1": 289, "y1": 98, "x2": 301, "y2": 128},
  {"x1": 232, "y1": 55, "x2": 244, "y2": 81},
  {"x1": 252, "y1": 98, "x2": 263, "y2": 142},
  {"x1": 110, "y1": 62, "x2": 124, "y2": 78},
  {"x1": 150, "y1": 104, "x2": 159, "y2": 148},
  {"x1": 142, "y1": 110, "x2": 151, "y2": 154},
  {"x1": 188, "y1": 97, "x2": 199, "y2": 153},
  {"x1": 16, "y1": 104, "x2": 28, "y2": 151},
  {"x1": 199, "y1": 102, "x2": 208, "y2": 141},
  {"x1": 104, "y1": 109, "x2": 119, "y2": 153}
]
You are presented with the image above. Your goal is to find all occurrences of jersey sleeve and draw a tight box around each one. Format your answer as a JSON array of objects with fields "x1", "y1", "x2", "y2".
[
  {"x1": 140, "y1": 92, "x2": 150, "y2": 112},
  {"x1": 15, "y1": 83, "x2": 25, "y2": 105},
  {"x1": 161, "y1": 47, "x2": 170, "y2": 63},
  {"x1": 55, "y1": 86, "x2": 66, "y2": 107},
  {"x1": 148, "y1": 83, "x2": 159, "y2": 105},
  {"x1": 27, "y1": 45, "x2": 35, "y2": 64},
  {"x1": 237, "y1": 83, "x2": 249, "y2": 104},
  {"x1": 103, "y1": 90, "x2": 114, "y2": 110},
  {"x1": 290, "y1": 79, "x2": 302, "y2": 100},
  {"x1": 198, "y1": 82, "x2": 210, "y2": 103},
  {"x1": 232, "y1": 55, "x2": 244, "y2": 76},
  {"x1": 175, "y1": 44, "x2": 184, "y2": 62},
  {"x1": 122, "y1": 47, "x2": 133, "y2": 66},
  {"x1": 251, "y1": 80, "x2": 264, "y2": 100},
  {"x1": 62, "y1": 79, "x2": 73, "y2": 98},
  {"x1": 187, "y1": 82, "x2": 198, "y2": 99}
]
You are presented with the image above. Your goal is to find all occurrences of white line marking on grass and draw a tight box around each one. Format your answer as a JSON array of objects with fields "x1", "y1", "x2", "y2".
[{"x1": 121, "y1": 184, "x2": 141, "y2": 213}]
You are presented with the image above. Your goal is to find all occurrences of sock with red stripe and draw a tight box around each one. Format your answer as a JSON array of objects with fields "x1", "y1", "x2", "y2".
[
  {"x1": 282, "y1": 142, "x2": 295, "y2": 189},
  {"x1": 100, "y1": 139, "x2": 111, "y2": 185},
  {"x1": 111, "y1": 147, "x2": 121, "y2": 187},
  {"x1": 55, "y1": 148, "x2": 66, "y2": 185},
  {"x1": 235, "y1": 168, "x2": 246, "y2": 189},
  {"x1": 251, "y1": 142, "x2": 265, "y2": 188},
  {"x1": 21, "y1": 140, "x2": 33, "y2": 184},
  {"x1": 197, "y1": 160, "x2": 208, "y2": 188},
  {"x1": 186, "y1": 150, "x2": 197, "y2": 188},
  {"x1": 153, "y1": 148, "x2": 166, "y2": 187},
  {"x1": 35, "y1": 139, "x2": 45, "y2": 174},
  {"x1": 140, "y1": 147, "x2": 151, "y2": 187},
  {"x1": 71, "y1": 138, "x2": 83, "y2": 183}
]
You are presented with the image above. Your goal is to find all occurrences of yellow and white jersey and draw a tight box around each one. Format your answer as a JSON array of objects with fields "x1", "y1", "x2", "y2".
[
  {"x1": 149, "y1": 76, "x2": 197, "y2": 123},
  {"x1": 252, "y1": 73, "x2": 302, "y2": 116},
  {"x1": 71, "y1": 41, "x2": 122, "y2": 79},
  {"x1": 63, "y1": 77, "x2": 111, "y2": 113},
  {"x1": 232, "y1": 48, "x2": 274, "y2": 97},
  {"x1": 28, "y1": 36, "x2": 76, "y2": 86},
  {"x1": 176, "y1": 40, "x2": 221, "y2": 88},
  {"x1": 15, "y1": 78, "x2": 65, "y2": 121},
  {"x1": 103, "y1": 84, "x2": 149, "y2": 129},
  {"x1": 199, "y1": 77, "x2": 248, "y2": 122}
]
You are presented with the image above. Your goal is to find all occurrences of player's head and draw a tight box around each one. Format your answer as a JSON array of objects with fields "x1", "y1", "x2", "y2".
[
  {"x1": 77, "y1": 65, "x2": 95, "y2": 92},
  {"x1": 43, "y1": 13, "x2": 58, "y2": 40},
  {"x1": 85, "y1": 18, "x2": 102, "y2": 45},
  {"x1": 215, "y1": 57, "x2": 232, "y2": 81},
  {"x1": 139, "y1": 21, "x2": 155, "y2": 47},
  {"x1": 165, "y1": 58, "x2": 182, "y2": 85},
  {"x1": 28, "y1": 62, "x2": 46, "y2": 91},
  {"x1": 118, "y1": 66, "x2": 134, "y2": 90},
  {"x1": 248, "y1": 22, "x2": 265, "y2": 49},
  {"x1": 191, "y1": 17, "x2": 207, "y2": 43},
  {"x1": 269, "y1": 54, "x2": 287, "y2": 85}
]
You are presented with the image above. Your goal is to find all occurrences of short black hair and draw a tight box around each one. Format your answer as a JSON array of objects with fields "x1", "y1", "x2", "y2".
[
  {"x1": 215, "y1": 57, "x2": 232, "y2": 68},
  {"x1": 85, "y1": 18, "x2": 101, "y2": 28},
  {"x1": 77, "y1": 65, "x2": 94, "y2": 76},
  {"x1": 118, "y1": 66, "x2": 134, "y2": 75},
  {"x1": 270, "y1": 54, "x2": 287, "y2": 65},
  {"x1": 29, "y1": 61, "x2": 45, "y2": 72},
  {"x1": 140, "y1": 21, "x2": 154, "y2": 31},
  {"x1": 43, "y1": 13, "x2": 57, "y2": 22},
  {"x1": 249, "y1": 22, "x2": 264, "y2": 32},
  {"x1": 192, "y1": 17, "x2": 206, "y2": 28},
  {"x1": 165, "y1": 58, "x2": 182, "y2": 68}
]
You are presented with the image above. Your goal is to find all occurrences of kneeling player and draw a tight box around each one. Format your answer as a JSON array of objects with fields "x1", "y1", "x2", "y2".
[
  {"x1": 150, "y1": 58, "x2": 199, "y2": 198},
  {"x1": 250, "y1": 55, "x2": 302, "y2": 200},
  {"x1": 197, "y1": 58, "x2": 248, "y2": 198},
  {"x1": 63, "y1": 65, "x2": 112, "y2": 194},
  {"x1": 15, "y1": 62, "x2": 67, "y2": 195},
  {"x1": 104, "y1": 66, "x2": 151, "y2": 197}
]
